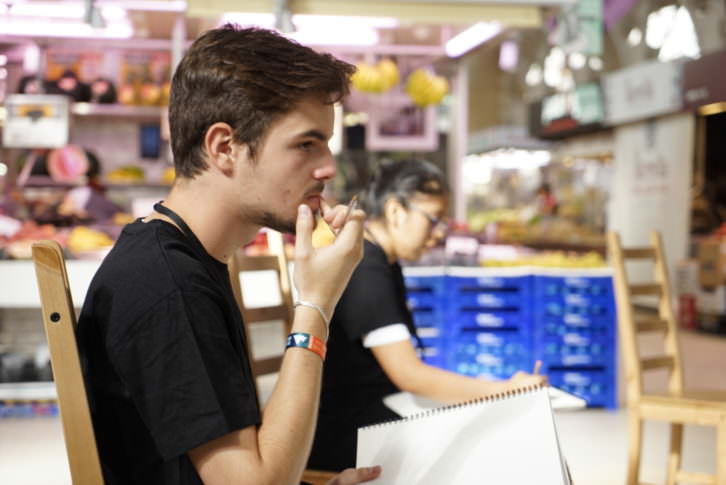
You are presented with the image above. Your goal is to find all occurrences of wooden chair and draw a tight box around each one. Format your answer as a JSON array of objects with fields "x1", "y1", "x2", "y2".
[
  {"x1": 228, "y1": 231, "x2": 337, "y2": 485},
  {"x1": 608, "y1": 231, "x2": 726, "y2": 485},
  {"x1": 31, "y1": 240, "x2": 104, "y2": 485},
  {"x1": 227, "y1": 230, "x2": 294, "y2": 389}
]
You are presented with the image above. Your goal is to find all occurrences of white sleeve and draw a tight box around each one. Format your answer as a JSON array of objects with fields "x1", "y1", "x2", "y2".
[{"x1": 362, "y1": 323, "x2": 411, "y2": 348}]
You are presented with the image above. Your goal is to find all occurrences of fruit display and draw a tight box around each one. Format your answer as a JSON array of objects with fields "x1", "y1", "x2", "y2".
[
  {"x1": 351, "y1": 59, "x2": 400, "y2": 93},
  {"x1": 480, "y1": 251, "x2": 606, "y2": 268},
  {"x1": 67, "y1": 226, "x2": 114, "y2": 254},
  {"x1": 0, "y1": 221, "x2": 67, "y2": 260},
  {"x1": 161, "y1": 166, "x2": 176, "y2": 185},
  {"x1": 405, "y1": 68, "x2": 449, "y2": 107},
  {"x1": 106, "y1": 165, "x2": 145, "y2": 184}
]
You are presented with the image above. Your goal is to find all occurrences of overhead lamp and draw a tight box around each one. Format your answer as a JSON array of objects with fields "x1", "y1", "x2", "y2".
[
  {"x1": 1, "y1": 20, "x2": 133, "y2": 38},
  {"x1": 445, "y1": 22, "x2": 501, "y2": 58},
  {"x1": 568, "y1": 52, "x2": 586, "y2": 70},
  {"x1": 220, "y1": 13, "x2": 394, "y2": 46},
  {"x1": 588, "y1": 56, "x2": 603, "y2": 71},
  {"x1": 525, "y1": 64, "x2": 542, "y2": 86},
  {"x1": 627, "y1": 27, "x2": 642, "y2": 46},
  {"x1": 85, "y1": 0, "x2": 106, "y2": 29}
]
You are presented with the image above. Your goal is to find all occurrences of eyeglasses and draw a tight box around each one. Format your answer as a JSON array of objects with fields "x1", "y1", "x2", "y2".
[{"x1": 408, "y1": 206, "x2": 448, "y2": 234}]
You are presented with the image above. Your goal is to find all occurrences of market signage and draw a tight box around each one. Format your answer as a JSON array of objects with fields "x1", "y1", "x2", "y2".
[
  {"x1": 529, "y1": 83, "x2": 605, "y2": 139},
  {"x1": 3, "y1": 94, "x2": 70, "y2": 149},
  {"x1": 603, "y1": 59, "x2": 683, "y2": 125},
  {"x1": 682, "y1": 50, "x2": 726, "y2": 111}
]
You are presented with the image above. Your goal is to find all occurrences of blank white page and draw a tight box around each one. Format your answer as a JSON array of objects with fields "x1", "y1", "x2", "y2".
[{"x1": 356, "y1": 386, "x2": 567, "y2": 485}]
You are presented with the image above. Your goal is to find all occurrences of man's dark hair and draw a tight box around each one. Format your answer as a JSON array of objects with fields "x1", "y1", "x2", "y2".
[
  {"x1": 169, "y1": 24, "x2": 355, "y2": 178},
  {"x1": 362, "y1": 160, "x2": 448, "y2": 218}
]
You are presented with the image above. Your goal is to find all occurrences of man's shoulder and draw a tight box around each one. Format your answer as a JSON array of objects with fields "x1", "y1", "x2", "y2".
[{"x1": 87, "y1": 221, "x2": 213, "y2": 309}]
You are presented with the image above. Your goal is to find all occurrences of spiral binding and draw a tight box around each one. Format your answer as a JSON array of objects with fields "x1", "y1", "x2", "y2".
[{"x1": 360, "y1": 384, "x2": 546, "y2": 431}]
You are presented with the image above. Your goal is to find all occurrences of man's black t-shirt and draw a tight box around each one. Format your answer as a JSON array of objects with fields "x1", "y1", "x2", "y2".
[
  {"x1": 77, "y1": 219, "x2": 260, "y2": 484},
  {"x1": 308, "y1": 240, "x2": 417, "y2": 471}
]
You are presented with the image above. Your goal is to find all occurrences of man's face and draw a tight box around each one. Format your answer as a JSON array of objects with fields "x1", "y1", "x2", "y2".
[{"x1": 235, "y1": 97, "x2": 336, "y2": 234}]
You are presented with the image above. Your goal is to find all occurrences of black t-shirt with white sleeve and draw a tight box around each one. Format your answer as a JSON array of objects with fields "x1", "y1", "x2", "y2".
[
  {"x1": 76, "y1": 218, "x2": 260, "y2": 484},
  {"x1": 309, "y1": 240, "x2": 418, "y2": 471}
]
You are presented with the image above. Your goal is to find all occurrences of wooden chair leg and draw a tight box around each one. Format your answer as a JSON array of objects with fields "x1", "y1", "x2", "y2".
[
  {"x1": 626, "y1": 413, "x2": 643, "y2": 485},
  {"x1": 717, "y1": 420, "x2": 726, "y2": 485},
  {"x1": 665, "y1": 423, "x2": 683, "y2": 485}
]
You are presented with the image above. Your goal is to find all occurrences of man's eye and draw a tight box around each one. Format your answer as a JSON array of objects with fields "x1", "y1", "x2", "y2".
[{"x1": 298, "y1": 141, "x2": 314, "y2": 151}]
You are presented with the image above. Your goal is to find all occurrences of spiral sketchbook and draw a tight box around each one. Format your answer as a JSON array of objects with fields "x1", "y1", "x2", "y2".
[{"x1": 356, "y1": 385, "x2": 571, "y2": 485}]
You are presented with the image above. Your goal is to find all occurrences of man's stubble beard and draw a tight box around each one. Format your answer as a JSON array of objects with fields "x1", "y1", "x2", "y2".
[{"x1": 257, "y1": 210, "x2": 297, "y2": 235}]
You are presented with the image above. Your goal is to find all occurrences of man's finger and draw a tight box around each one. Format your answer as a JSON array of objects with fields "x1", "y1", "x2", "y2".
[{"x1": 295, "y1": 204, "x2": 314, "y2": 259}]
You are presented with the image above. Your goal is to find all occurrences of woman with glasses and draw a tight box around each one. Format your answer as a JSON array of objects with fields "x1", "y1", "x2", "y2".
[{"x1": 308, "y1": 160, "x2": 545, "y2": 472}]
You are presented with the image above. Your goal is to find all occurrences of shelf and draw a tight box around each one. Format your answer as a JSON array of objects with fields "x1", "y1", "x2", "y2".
[
  {"x1": 20, "y1": 176, "x2": 170, "y2": 189},
  {"x1": 0, "y1": 382, "x2": 57, "y2": 402},
  {"x1": 0, "y1": 102, "x2": 165, "y2": 123},
  {"x1": 71, "y1": 103, "x2": 165, "y2": 121}
]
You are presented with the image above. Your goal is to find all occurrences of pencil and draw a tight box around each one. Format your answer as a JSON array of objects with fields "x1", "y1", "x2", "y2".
[
  {"x1": 533, "y1": 360, "x2": 542, "y2": 375},
  {"x1": 335, "y1": 194, "x2": 359, "y2": 236}
]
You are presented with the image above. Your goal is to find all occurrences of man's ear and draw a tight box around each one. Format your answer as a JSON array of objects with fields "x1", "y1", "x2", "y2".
[{"x1": 204, "y1": 122, "x2": 238, "y2": 176}]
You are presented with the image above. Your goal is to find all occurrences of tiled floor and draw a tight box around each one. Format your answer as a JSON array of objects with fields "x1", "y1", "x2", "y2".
[{"x1": 1, "y1": 329, "x2": 724, "y2": 485}]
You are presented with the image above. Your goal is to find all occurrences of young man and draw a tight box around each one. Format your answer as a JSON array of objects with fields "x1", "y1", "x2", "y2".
[{"x1": 77, "y1": 25, "x2": 380, "y2": 485}]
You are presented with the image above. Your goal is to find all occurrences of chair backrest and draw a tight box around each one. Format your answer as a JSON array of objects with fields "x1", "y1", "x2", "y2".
[
  {"x1": 228, "y1": 231, "x2": 293, "y2": 395},
  {"x1": 31, "y1": 240, "x2": 104, "y2": 485},
  {"x1": 608, "y1": 231, "x2": 684, "y2": 403}
]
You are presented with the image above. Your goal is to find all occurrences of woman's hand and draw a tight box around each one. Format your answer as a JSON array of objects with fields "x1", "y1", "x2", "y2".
[
  {"x1": 508, "y1": 371, "x2": 547, "y2": 389},
  {"x1": 325, "y1": 466, "x2": 382, "y2": 485}
]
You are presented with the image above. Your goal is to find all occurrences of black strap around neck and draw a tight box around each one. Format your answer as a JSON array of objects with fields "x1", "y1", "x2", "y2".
[{"x1": 153, "y1": 201, "x2": 195, "y2": 241}]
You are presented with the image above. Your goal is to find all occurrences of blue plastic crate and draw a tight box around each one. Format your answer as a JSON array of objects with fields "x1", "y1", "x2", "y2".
[
  {"x1": 534, "y1": 334, "x2": 615, "y2": 367},
  {"x1": 536, "y1": 317, "x2": 613, "y2": 338},
  {"x1": 447, "y1": 309, "x2": 532, "y2": 332},
  {"x1": 420, "y1": 344, "x2": 446, "y2": 368},
  {"x1": 411, "y1": 308, "x2": 445, "y2": 328},
  {"x1": 545, "y1": 368, "x2": 617, "y2": 408},
  {"x1": 536, "y1": 299, "x2": 614, "y2": 320},
  {"x1": 403, "y1": 268, "x2": 446, "y2": 294},
  {"x1": 447, "y1": 329, "x2": 533, "y2": 378},
  {"x1": 534, "y1": 275, "x2": 614, "y2": 301},
  {"x1": 406, "y1": 290, "x2": 445, "y2": 311},
  {"x1": 448, "y1": 289, "x2": 529, "y2": 310},
  {"x1": 447, "y1": 274, "x2": 531, "y2": 292}
]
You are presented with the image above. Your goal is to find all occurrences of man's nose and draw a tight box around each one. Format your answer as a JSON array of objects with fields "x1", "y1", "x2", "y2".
[{"x1": 313, "y1": 148, "x2": 337, "y2": 181}]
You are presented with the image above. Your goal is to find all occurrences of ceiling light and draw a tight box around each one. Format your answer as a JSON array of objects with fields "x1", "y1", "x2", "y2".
[
  {"x1": 627, "y1": 27, "x2": 642, "y2": 46},
  {"x1": 646, "y1": 5, "x2": 677, "y2": 49},
  {"x1": 568, "y1": 52, "x2": 586, "y2": 70},
  {"x1": 445, "y1": 22, "x2": 501, "y2": 58},
  {"x1": 657, "y1": 6, "x2": 700, "y2": 61},
  {"x1": 525, "y1": 64, "x2": 542, "y2": 86},
  {"x1": 588, "y1": 56, "x2": 603, "y2": 71},
  {"x1": 499, "y1": 40, "x2": 519, "y2": 72},
  {"x1": 1, "y1": 19, "x2": 133, "y2": 39}
]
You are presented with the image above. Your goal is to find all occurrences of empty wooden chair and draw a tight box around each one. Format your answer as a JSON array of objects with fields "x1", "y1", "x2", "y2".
[
  {"x1": 32, "y1": 240, "x2": 104, "y2": 485},
  {"x1": 608, "y1": 231, "x2": 726, "y2": 485}
]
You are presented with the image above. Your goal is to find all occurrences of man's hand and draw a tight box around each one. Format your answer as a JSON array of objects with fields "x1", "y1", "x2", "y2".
[
  {"x1": 325, "y1": 466, "x2": 382, "y2": 485},
  {"x1": 293, "y1": 201, "x2": 365, "y2": 320}
]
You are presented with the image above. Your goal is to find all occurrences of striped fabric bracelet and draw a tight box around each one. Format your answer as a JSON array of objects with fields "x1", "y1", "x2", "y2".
[{"x1": 286, "y1": 332, "x2": 326, "y2": 361}]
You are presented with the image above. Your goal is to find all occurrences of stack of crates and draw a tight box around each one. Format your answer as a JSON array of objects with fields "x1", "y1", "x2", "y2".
[
  {"x1": 445, "y1": 268, "x2": 534, "y2": 380},
  {"x1": 402, "y1": 267, "x2": 447, "y2": 367},
  {"x1": 532, "y1": 269, "x2": 617, "y2": 408}
]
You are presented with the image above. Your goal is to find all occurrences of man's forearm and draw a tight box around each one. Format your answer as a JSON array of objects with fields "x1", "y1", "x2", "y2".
[{"x1": 255, "y1": 308, "x2": 328, "y2": 484}]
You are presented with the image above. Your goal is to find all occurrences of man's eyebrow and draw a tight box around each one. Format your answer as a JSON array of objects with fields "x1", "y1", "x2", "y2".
[{"x1": 294, "y1": 129, "x2": 328, "y2": 141}]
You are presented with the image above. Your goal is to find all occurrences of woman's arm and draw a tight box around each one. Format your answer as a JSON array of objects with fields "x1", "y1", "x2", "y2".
[{"x1": 371, "y1": 340, "x2": 544, "y2": 404}]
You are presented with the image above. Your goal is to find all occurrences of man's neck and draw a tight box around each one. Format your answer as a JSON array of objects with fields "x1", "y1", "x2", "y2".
[{"x1": 158, "y1": 178, "x2": 260, "y2": 263}]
